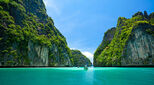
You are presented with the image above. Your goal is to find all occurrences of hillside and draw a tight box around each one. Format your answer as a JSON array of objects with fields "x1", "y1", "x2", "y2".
[
  {"x1": 94, "y1": 11, "x2": 154, "y2": 66},
  {"x1": 0, "y1": 0, "x2": 91, "y2": 67},
  {"x1": 71, "y1": 50, "x2": 92, "y2": 67}
]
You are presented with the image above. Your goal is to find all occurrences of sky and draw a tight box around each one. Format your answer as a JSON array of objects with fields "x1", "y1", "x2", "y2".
[{"x1": 43, "y1": 0, "x2": 154, "y2": 63}]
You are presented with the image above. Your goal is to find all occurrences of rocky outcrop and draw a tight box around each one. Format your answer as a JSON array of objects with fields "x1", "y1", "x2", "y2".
[
  {"x1": 94, "y1": 27, "x2": 116, "y2": 65},
  {"x1": 28, "y1": 40, "x2": 48, "y2": 66},
  {"x1": 71, "y1": 50, "x2": 92, "y2": 67},
  {"x1": 121, "y1": 24, "x2": 154, "y2": 66},
  {"x1": 48, "y1": 44, "x2": 72, "y2": 67},
  {"x1": 94, "y1": 11, "x2": 154, "y2": 66},
  {"x1": 0, "y1": 0, "x2": 73, "y2": 66}
]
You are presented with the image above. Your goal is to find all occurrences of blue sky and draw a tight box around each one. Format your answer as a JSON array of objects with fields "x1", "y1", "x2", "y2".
[{"x1": 43, "y1": 0, "x2": 154, "y2": 63}]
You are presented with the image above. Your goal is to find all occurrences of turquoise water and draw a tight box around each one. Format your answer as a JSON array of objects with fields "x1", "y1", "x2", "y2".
[{"x1": 0, "y1": 67, "x2": 154, "y2": 85}]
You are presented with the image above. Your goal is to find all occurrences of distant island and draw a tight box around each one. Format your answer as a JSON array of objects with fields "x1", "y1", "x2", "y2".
[{"x1": 94, "y1": 11, "x2": 154, "y2": 66}]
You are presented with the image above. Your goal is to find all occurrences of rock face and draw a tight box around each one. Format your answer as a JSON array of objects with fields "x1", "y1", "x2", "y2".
[
  {"x1": 71, "y1": 50, "x2": 92, "y2": 67},
  {"x1": 28, "y1": 40, "x2": 48, "y2": 66},
  {"x1": 94, "y1": 27, "x2": 116, "y2": 65},
  {"x1": 94, "y1": 11, "x2": 154, "y2": 66},
  {"x1": 48, "y1": 44, "x2": 72, "y2": 67},
  {"x1": 0, "y1": 0, "x2": 73, "y2": 66},
  {"x1": 121, "y1": 24, "x2": 154, "y2": 66}
]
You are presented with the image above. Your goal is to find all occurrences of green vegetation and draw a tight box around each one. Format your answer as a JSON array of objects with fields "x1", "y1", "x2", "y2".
[
  {"x1": 71, "y1": 50, "x2": 92, "y2": 67},
  {"x1": 94, "y1": 27, "x2": 116, "y2": 65},
  {"x1": 0, "y1": 0, "x2": 72, "y2": 66},
  {"x1": 94, "y1": 11, "x2": 154, "y2": 66}
]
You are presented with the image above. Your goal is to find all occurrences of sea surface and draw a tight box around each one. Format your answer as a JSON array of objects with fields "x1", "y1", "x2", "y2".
[{"x1": 0, "y1": 67, "x2": 154, "y2": 85}]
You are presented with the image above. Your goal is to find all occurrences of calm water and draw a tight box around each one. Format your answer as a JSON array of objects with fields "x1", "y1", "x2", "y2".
[{"x1": 0, "y1": 67, "x2": 154, "y2": 85}]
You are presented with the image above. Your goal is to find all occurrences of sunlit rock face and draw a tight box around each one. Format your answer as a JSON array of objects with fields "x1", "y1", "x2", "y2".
[
  {"x1": 121, "y1": 24, "x2": 154, "y2": 66},
  {"x1": 94, "y1": 11, "x2": 154, "y2": 66},
  {"x1": 93, "y1": 27, "x2": 116, "y2": 66}
]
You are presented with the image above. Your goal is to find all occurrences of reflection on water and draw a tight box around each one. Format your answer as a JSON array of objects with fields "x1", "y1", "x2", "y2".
[{"x1": 85, "y1": 67, "x2": 94, "y2": 85}]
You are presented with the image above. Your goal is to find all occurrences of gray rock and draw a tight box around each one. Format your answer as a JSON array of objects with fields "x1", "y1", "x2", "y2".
[{"x1": 121, "y1": 24, "x2": 154, "y2": 66}]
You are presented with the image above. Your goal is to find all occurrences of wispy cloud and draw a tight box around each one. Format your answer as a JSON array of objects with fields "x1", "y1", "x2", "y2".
[
  {"x1": 43, "y1": 0, "x2": 61, "y2": 15},
  {"x1": 82, "y1": 51, "x2": 93, "y2": 64}
]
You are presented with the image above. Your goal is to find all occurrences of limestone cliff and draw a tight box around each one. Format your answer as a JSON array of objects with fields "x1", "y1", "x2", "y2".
[
  {"x1": 0, "y1": 0, "x2": 73, "y2": 66},
  {"x1": 94, "y1": 27, "x2": 116, "y2": 65},
  {"x1": 71, "y1": 50, "x2": 92, "y2": 67},
  {"x1": 121, "y1": 23, "x2": 154, "y2": 66},
  {"x1": 94, "y1": 11, "x2": 154, "y2": 66}
]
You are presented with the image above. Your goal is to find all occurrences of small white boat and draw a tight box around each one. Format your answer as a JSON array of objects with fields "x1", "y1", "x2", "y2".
[{"x1": 84, "y1": 65, "x2": 88, "y2": 70}]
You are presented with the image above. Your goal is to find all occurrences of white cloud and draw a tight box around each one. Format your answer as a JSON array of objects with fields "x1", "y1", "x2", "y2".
[
  {"x1": 43, "y1": 0, "x2": 60, "y2": 15},
  {"x1": 82, "y1": 51, "x2": 93, "y2": 64}
]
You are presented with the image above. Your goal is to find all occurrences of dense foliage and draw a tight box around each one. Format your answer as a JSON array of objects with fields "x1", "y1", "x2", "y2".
[
  {"x1": 71, "y1": 50, "x2": 92, "y2": 67},
  {"x1": 0, "y1": 0, "x2": 72, "y2": 66},
  {"x1": 94, "y1": 11, "x2": 154, "y2": 66},
  {"x1": 94, "y1": 27, "x2": 116, "y2": 65}
]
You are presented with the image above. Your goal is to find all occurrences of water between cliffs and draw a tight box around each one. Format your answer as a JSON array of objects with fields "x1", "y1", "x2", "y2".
[{"x1": 0, "y1": 67, "x2": 154, "y2": 85}]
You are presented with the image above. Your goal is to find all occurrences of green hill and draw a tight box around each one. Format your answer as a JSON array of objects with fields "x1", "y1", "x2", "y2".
[
  {"x1": 0, "y1": 0, "x2": 91, "y2": 67},
  {"x1": 94, "y1": 11, "x2": 154, "y2": 66},
  {"x1": 71, "y1": 50, "x2": 92, "y2": 67}
]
